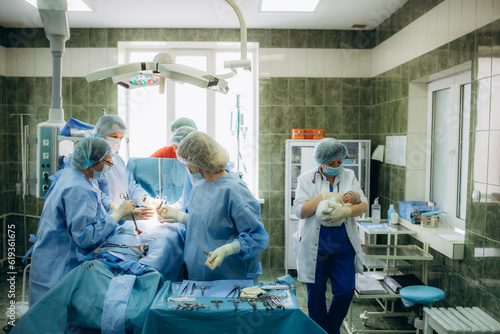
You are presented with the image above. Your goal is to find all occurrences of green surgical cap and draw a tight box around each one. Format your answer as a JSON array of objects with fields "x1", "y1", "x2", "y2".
[
  {"x1": 71, "y1": 137, "x2": 112, "y2": 169},
  {"x1": 171, "y1": 117, "x2": 197, "y2": 132},
  {"x1": 94, "y1": 115, "x2": 127, "y2": 138},
  {"x1": 313, "y1": 138, "x2": 348, "y2": 164},
  {"x1": 170, "y1": 126, "x2": 197, "y2": 146}
]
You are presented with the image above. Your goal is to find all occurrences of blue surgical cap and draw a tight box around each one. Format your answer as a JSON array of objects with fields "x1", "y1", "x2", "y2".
[
  {"x1": 170, "y1": 126, "x2": 197, "y2": 145},
  {"x1": 313, "y1": 138, "x2": 348, "y2": 164},
  {"x1": 176, "y1": 132, "x2": 229, "y2": 173},
  {"x1": 94, "y1": 115, "x2": 127, "y2": 138},
  {"x1": 71, "y1": 137, "x2": 112, "y2": 169},
  {"x1": 171, "y1": 117, "x2": 197, "y2": 132}
]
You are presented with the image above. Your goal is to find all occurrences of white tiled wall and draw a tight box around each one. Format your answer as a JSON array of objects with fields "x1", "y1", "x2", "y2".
[
  {"x1": 2, "y1": 47, "x2": 118, "y2": 77},
  {"x1": 259, "y1": 48, "x2": 371, "y2": 78},
  {"x1": 1, "y1": 0, "x2": 499, "y2": 79},
  {"x1": 372, "y1": 0, "x2": 497, "y2": 76},
  {"x1": 0, "y1": 46, "x2": 5, "y2": 76}
]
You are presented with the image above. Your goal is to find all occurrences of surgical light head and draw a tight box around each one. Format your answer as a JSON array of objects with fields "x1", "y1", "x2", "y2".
[
  {"x1": 71, "y1": 137, "x2": 112, "y2": 169},
  {"x1": 176, "y1": 132, "x2": 229, "y2": 173},
  {"x1": 85, "y1": 52, "x2": 229, "y2": 94},
  {"x1": 94, "y1": 115, "x2": 127, "y2": 138},
  {"x1": 171, "y1": 117, "x2": 198, "y2": 132},
  {"x1": 314, "y1": 138, "x2": 348, "y2": 164},
  {"x1": 170, "y1": 126, "x2": 197, "y2": 146}
]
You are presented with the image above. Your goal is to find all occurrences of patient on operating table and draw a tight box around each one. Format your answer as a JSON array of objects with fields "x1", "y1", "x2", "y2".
[{"x1": 316, "y1": 190, "x2": 361, "y2": 226}]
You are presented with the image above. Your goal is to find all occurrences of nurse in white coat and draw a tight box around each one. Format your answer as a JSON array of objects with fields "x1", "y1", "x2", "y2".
[{"x1": 292, "y1": 138, "x2": 368, "y2": 334}]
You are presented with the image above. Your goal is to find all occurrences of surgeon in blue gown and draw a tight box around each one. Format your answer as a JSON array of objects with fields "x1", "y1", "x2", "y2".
[
  {"x1": 93, "y1": 114, "x2": 159, "y2": 213},
  {"x1": 158, "y1": 131, "x2": 269, "y2": 282},
  {"x1": 29, "y1": 137, "x2": 137, "y2": 306}
]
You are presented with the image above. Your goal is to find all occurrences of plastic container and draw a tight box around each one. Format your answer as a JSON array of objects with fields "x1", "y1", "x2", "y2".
[
  {"x1": 291, "y1": 129, "x2": 325, "y2": 140},
  {"x1": 371, "y1": 197, "x2": 381, "y2": 223},
  {"x1": 387, "y1": 204, "x2": 397, "y2": 225},
  {"x1": 398, "y1": 201, "x2": 438, "y2": 221}
]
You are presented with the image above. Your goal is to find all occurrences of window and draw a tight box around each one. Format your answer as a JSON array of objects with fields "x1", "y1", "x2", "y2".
[
  {"x1": 426, "y1": 72, "x2": 470, "y2": 230},
  {"x1": 117, "y1": 43, "x2": 259, "y2": 196}
]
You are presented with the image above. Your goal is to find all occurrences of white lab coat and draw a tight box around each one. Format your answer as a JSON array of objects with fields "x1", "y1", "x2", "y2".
[{"x1": 292, "y1": 166, "x2": 366, "y2": 283}]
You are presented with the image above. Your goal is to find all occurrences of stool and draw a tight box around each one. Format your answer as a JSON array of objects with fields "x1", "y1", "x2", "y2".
[
  {"x1": 423, "y1": 306, "x2": 500, "y2": 334},
  {"x1": 399, "y1": 285, "x2": 446, "y2": 333}
]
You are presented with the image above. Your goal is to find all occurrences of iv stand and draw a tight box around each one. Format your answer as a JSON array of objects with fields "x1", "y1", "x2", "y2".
[
  {"x1": 9, "y1": 113, "x2": 33, "y2": 257},
  {"x1": 230, "y1": 94, "x2": 248, "y2": 178}
]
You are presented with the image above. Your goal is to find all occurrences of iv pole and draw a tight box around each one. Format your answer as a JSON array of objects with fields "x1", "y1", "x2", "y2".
[{"x1": 230, "y1": 94, "x2": 248, "y2": 178}]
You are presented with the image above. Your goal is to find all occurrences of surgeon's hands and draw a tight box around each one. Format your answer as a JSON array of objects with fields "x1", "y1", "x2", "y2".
[
  {"x1": 140, "y1": 196, "x2": 163, "y2": 209},
  {"x1": 205, "y1": 241, "x2": 241, "y2": 270},
  {"x1": 130, "y1": 207, "x2": 155, "y2": 220},
  {"x1": 327, "y1": 206, "x2": 352, "y2": 223},
  {"x1": 157, "y1": 205, "x2": 188, "y2": 224},
  {"x1": 111, "y1": 200, "x2": 136, "y2": 223}
]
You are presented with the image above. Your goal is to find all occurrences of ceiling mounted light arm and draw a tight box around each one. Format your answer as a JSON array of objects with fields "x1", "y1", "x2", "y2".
[
  {"x1": 85, "y1": 53, "x2": 229, "y2": 94},
  {"x1": 222, "y1": 0, "x2": 252, "y2": 73}
]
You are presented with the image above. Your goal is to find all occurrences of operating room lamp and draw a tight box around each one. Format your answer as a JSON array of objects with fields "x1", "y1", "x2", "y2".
[{"x1": 85, "y1": 0, "x2": 252, "y2": 94}]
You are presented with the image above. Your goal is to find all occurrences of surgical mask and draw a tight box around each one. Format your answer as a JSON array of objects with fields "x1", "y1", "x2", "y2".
[
  {"x1": 186, "y1": 165, "x2": 203, "y2": 181},
  {"x1": 92, "y1": 163, "x2": 111, "y2": 180},
  {"x1": 106, "y1": 137, "x2": 121, "y2": 153},
  {"x1": 323, "y1": 164, "x2": 343, "y2": 176}
]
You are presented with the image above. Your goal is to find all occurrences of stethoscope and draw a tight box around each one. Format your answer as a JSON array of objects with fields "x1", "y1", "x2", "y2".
[
  {"x1": 312, "y1": 166, "x2": 324, "y2": 184},
  {"x1": 313, "y1": 166, "x2": 340, "y2": 192}
]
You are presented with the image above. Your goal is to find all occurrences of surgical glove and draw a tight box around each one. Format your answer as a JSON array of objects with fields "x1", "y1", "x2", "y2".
[
  {"x1": 321, "y1": 192, "x2": 336, "y2": 201},
  {"x1": 109, "y1": 202, "x2": 119, "y2": 211},
  {"x1": 327, "y1": 206, "x2": 352, "y2": 223},
  {"x1": 131, "y1": 207, "x2": 155, "y2": 220},
  {"x1": 239, "y1": 286, "x2": 266, "y2": 299},
  {"x1": 140, "y1": 196, "x2": 162, "y2": 209},
  {"x1": 111, "y1": 200, "x2": 136, "y2": 223},
  {"x1": 157, "y1": 205, "x2": 188, "y2": 224},
  {"x1": 205, "y1": 240, "x2": 241, "y2": 270}
]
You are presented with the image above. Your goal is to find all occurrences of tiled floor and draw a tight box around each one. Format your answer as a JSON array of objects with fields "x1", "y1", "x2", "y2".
[{"x1": 0, "y1": 264, "x2": 414, "y2": 333}]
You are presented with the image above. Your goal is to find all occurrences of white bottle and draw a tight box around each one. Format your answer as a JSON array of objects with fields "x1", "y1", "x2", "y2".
[
  {"x1": 387, "y1": 204, "x2": 397, "y2": 225},
  {"x1": 372, "y1": 197, "x2": 381, "y2": 223}
]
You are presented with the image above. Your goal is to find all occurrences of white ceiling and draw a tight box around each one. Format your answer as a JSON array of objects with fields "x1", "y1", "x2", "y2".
[{"x1": 0, "y1": 0, "x2": 408, "y2": 30}]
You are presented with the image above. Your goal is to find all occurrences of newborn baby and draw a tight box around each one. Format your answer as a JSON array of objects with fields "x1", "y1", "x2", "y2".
[{"x1": 316, "y1": 190, "x2": 361, "y2": 226}]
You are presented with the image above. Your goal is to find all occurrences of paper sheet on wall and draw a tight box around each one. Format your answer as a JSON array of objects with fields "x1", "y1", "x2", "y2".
[
  {"x1": 398, "y1": 136, "x2": 407, "y2": 166},
  {"x1": 385, "y1": 136, "x2": 393, "y2": 164}
]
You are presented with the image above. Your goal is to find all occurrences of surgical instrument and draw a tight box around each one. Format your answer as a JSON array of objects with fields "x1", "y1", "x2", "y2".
[
  {"x1": 121, "y1": 191, "x2": 142, "y2": 234},
  {"x1": 195, "y1": 285, "x2": 210, "y2": 297},
  {"x1": 228, "y1": 299, "x2": 244, "y2": 311},
  {"x1": 167, "y1": 297, "x2": 196, "y2": 303},
  {"x1": 117, "y1": 230, "x2": 156, "y2": 240},
  {"x1": 179, "y1": 283, "x2": 190, "y2": 297},
  {"x1": 95, "y1": 248, "x2": 145, "y2": 258},
  {"x1": 104, "y1": 242, "x2": 149, "y2": 253},
  {"x1": 190, "y1": 283, "x2": 197, "y2": 295},
  {"x1": 211, "y1": 300, "x2": 223, "y2": 309},
  {"x1": 226, "y1": 285, "x2": 246, "y2": 298}
]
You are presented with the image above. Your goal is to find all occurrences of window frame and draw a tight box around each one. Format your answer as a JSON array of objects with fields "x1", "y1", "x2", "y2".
[
  {"x1": 117, "y1": 42, "x2": 260, "y2": 196},
  {"x1": 425, "y1": 71, "x2": 471, "y2": 230}
]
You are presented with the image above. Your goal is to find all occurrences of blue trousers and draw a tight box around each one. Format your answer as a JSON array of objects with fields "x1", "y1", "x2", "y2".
[{"x1": 306, "y1": 252, "x2": 355, "y2": 334}]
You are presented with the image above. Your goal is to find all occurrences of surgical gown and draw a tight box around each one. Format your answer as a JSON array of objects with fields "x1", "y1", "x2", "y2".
[
  {"x1": 184, "y1": 173, "x2": 268, "y2": 281},
  {"x1": 98, "y1": 153, "x2": 149, "y2": 209},
  {"x1": 29, "y1": 166, "x2": 118, "y2": 306}
]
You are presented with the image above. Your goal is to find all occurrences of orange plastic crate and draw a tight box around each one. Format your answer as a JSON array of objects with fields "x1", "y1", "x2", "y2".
[{"x1": 291, "y1": 128, "x2": 324, "y2": 139}]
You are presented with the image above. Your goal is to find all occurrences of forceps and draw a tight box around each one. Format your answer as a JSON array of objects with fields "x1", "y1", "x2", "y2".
[{"x1": 121, "y1": 191, "x2": 142, "y2": 234}]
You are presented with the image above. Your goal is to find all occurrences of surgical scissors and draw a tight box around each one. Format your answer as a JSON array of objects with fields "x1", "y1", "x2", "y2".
[{"x1": 121, "y1": 191, "x2": 142, "y2": 234}]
